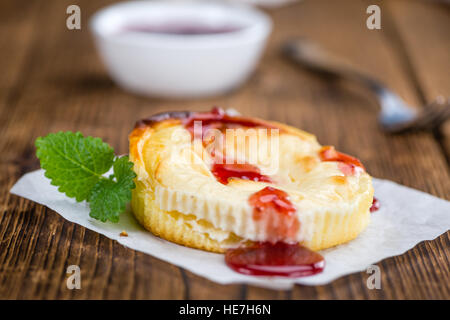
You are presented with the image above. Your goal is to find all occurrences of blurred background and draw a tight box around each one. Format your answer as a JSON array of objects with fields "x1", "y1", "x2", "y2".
[{"x1": 1, "y1": 0, "x2": 448, "y2": 155}]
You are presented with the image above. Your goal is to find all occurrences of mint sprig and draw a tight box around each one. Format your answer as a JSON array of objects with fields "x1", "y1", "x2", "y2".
[
  {"x1": 89, "y1": 157, "x2": 136, "y2": 222},
  {"x1": 35, "y1": 131, "x2": 136, "y2": 223}
]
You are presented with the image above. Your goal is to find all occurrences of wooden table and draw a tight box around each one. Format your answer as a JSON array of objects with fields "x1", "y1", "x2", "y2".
[{"x1": 0, "y1": 0, "x2": 449, "y2": 300}]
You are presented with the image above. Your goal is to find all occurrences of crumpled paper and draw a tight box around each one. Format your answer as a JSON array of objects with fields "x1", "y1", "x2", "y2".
[{"x1": 10, "y1": 169, "x2": 450, "y2": 289}]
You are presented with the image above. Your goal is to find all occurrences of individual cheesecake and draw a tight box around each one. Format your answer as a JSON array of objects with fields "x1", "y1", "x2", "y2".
[{"x1": 129, "y1": 108, "x2": 374, "y2": 255}]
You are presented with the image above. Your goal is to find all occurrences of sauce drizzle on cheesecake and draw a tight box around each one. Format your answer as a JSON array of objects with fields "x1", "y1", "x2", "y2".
[
  {"x1": 370, "y1": 197, "x2": 380, "y2": 212},
  {"x1": 211, "y1": 163, "x2": 272, "y2": 185},
  {"x1": 182, "y1": 107, "x2": 277, "y2": 185},
  {"x1": 183, "y1": 107, "x2": 278, "y2": 137},
  {"x1": 224, "y1": 186, "x2": 325, "y2": 278},
  {"x1": 249, "y1": 186, "x2": 299, "y2": 241}
]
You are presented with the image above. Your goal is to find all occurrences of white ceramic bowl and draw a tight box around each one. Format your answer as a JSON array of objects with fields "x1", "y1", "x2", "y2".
[{"x1": 89, "y1": 1, "x2": 272, "y2": 98}]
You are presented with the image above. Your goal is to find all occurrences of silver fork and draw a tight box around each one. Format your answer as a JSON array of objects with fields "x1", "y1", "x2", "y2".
[{"x1": 283, "y1": 39, "x2": 450, "y2": 133}]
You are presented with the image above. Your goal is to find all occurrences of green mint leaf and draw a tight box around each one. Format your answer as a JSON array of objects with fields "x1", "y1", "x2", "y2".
[
  {"x1": 89, "y1": 156, "x2": 136, "y2": 223},
  {"x1": 36, "y1": 132, "x2": 115, "y2": 201},
  {"x1": 35, "y1": 131, "x2": 137, "y2": 223}
]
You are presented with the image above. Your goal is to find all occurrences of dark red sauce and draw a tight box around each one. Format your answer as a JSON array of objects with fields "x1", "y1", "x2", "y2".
[
  {"x1": 319, "y1": 146, "x2": 365, "y2": 176},
  {"x1": 337, "y1": 162, "x2": 363, "y2": 176},
  {"x1": 225, "y1": 242, "x2": 325, "y2": 277},
  {"x1": 224, "y1": 184, "x2": 325, "y2": 277},
  {"x1": 122, "y1": 23, "x2": 243, "y2": 36},
  {"x1": 183, "y1": 107, "x2": 279, "y2": 139},
  {"x1": 135, "y1": 110, "x2": 192, "y2": 129},
  {"x1": 370, "y1": 197, "x2": 380, "y2": 212},
  {"x1": 211, "y1": 163, "x2": 272, "y2": 185},
  {"x1": 184, "y1": 107, "x2": 277, "y2": 185},
  {"x1": 249, "y1": 186, "x2": 299, "y2": 242}
]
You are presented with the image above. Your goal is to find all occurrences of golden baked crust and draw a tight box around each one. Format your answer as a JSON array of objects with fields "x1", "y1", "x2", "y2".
[{"x1": 129, "y1": 110, "x2": 374, "y2": 253}]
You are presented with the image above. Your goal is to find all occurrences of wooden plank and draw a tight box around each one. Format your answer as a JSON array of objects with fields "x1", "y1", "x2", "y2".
[
  {"x1": 0, "y1": 0, "x2": 48, "y2": 300},
  {"x1": 0, "y1": 0, "x2": 448, "y2": 299},
  {"x1": 0, "y1": 0, "x2": 191, "y2": 300},
  {"x1": 381, "y1": 0, "x2": 450, "y2": 300}
]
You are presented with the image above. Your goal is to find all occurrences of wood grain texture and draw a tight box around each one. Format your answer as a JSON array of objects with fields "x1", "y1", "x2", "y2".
[
  {"x1": 0, "y1": 0, "x2": 448, "y2": 300},
  {"x1": 384, "y1": 0, "x2": 450, "y2": 162}
]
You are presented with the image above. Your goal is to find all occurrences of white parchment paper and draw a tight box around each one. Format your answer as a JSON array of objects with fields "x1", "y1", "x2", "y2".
[{"x1": 10, "y1": 169, "x2": 450, "y2": 289}]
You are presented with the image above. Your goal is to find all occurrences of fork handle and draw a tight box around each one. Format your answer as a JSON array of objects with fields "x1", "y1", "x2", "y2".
[{"x1": 283, "y1": 40, "x2": 417, "y2": 123}]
